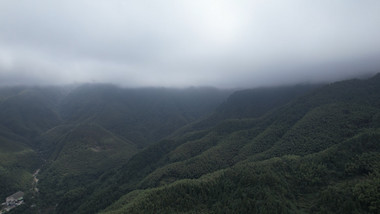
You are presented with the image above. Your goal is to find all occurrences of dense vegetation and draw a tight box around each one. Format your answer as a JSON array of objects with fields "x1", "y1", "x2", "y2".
[
  {"x1": 0, "y1": 85, "x2": 229, "y2": 211},
  {"x1": 82, "y1": 74, "x2": 380, "y2": 214},
  {"x1": 104, "y1": 130, "x2": 380, "y2": 213},
  {"x1": 1, "y1": 74, "x2": 379, "y2": 213}
]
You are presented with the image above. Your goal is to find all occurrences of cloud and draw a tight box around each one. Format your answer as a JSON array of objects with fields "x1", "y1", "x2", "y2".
[{"x1": 0, "y1": 0, "x2": 380, "y2": 88}]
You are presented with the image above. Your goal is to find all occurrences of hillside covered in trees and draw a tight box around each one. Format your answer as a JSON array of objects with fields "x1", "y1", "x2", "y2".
[
  {"x1": 76, "y1": 74, "x2": 380, "y2": 214},
  {"x1": 1, "y1": 74, "x2": 380, "y2": 213},
  {"x1": 0, "y1": 85, "x2": 230, "y2": 210}
]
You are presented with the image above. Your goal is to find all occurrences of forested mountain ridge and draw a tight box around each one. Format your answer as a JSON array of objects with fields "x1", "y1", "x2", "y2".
[
  {"x1": 1, "y1": 74, "x2": 379, "y2": 213},
  {"x1": 0, "y1": 85, "x2": 230, "y2": 205},
  {"x1": 171, "y1": 84, "x2": 321, "y2": 136},
  {"x1": 60, "y1": 85, "x2": 231, "y2": 147},
  {"x1": 35, "y1": 86, "x2": 311, "y2": 213},
  {"x1": 73, "y1": 74, "x2": 380, "y2": 214},
  {"x1": 0, "y1": 87, "x2": 63, "y2": 201}
]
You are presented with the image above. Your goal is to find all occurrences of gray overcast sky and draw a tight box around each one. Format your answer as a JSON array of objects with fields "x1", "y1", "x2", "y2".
[{"x1": 0, "y1": 0, "x2": 380, "y2": 88}]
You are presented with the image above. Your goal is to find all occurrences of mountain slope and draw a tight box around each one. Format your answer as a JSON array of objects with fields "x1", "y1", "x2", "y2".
[
  {"x1": 59, "y1": 84, "x2": 319, "y2": 213},
  {"x1": 2, "y1": 74, "x2": 379, "y2": 213},
  {"x1": 0, "y1": 85, "x2": 231, "y2": 211},
  {"x1": 102, "y1": 129, "x2": 380, "y2": 214},
  {"x1": 37, "y1": 123, "x2": 137, "y2": 211},
  {"x1": 0, "y1": 87, "x2": 60, "y2": 200},
  {"x1": 77, "y1": 74, "x2": 380, "y2": 214},
  {"x1": 0, "y1": 134, "x2": 40, "y2": 200},
  {"x1": 0, "y1": 87, "x2": 62, "y2": 142},
  {"x1": 60, "y1": 85, "x2": 231, "y2": 147}
]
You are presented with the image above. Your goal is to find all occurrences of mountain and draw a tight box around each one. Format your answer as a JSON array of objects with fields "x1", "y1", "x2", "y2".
[
  {"x1": 0, "y1": 85, "x2": 231, "y2": 211},
  {"x1": 173, "y1": 84, "x2": 320, "y2": 135},
  {"x1": 0, "y1": 131, "x2": 40, "y2": 200},
  {"x1": 67, "y1": 74, "x2": 380, "y2": 214},
  {"x1": 1, "y1": 74, "x2": 379, "y2": 213},
  {"x1": 0, "y1": 87, "x2": 61, "y2": 200},
  {"x1": 60, "y1": 84, "x2": 232, "y2": 147}
]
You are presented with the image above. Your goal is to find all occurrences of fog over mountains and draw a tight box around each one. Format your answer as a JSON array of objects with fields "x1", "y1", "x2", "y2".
[
  {"x1": 1, "y1": 0, "x2": 380, "y2": 87},
  {"x1": 1, "y1": 1, "x2": 380, "y2": 213}
]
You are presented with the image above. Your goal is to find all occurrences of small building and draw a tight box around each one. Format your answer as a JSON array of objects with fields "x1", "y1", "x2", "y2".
[{"x1": 5, "y1": 191, "x2": 24, "y2": 206}]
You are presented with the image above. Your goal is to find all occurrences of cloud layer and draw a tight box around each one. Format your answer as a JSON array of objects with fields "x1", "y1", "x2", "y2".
[{"x1": 1, "y1": 0, "x2": 380, "y2": 88}]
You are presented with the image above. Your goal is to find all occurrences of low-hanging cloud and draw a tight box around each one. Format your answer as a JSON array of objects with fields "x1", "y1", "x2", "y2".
[{"x1": 0, "y1": 0, "x2": 380, "y2": 88}]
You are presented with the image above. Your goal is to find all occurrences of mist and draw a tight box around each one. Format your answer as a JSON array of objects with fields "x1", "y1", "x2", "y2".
[{"x1": 1, "y1": 0, "x2": 380, "y2": 88}]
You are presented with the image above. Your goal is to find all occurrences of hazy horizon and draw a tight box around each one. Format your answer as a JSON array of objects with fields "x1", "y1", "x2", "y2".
[{"x1": 1, "y1": 1, "x2": 380, "y2": 88}]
